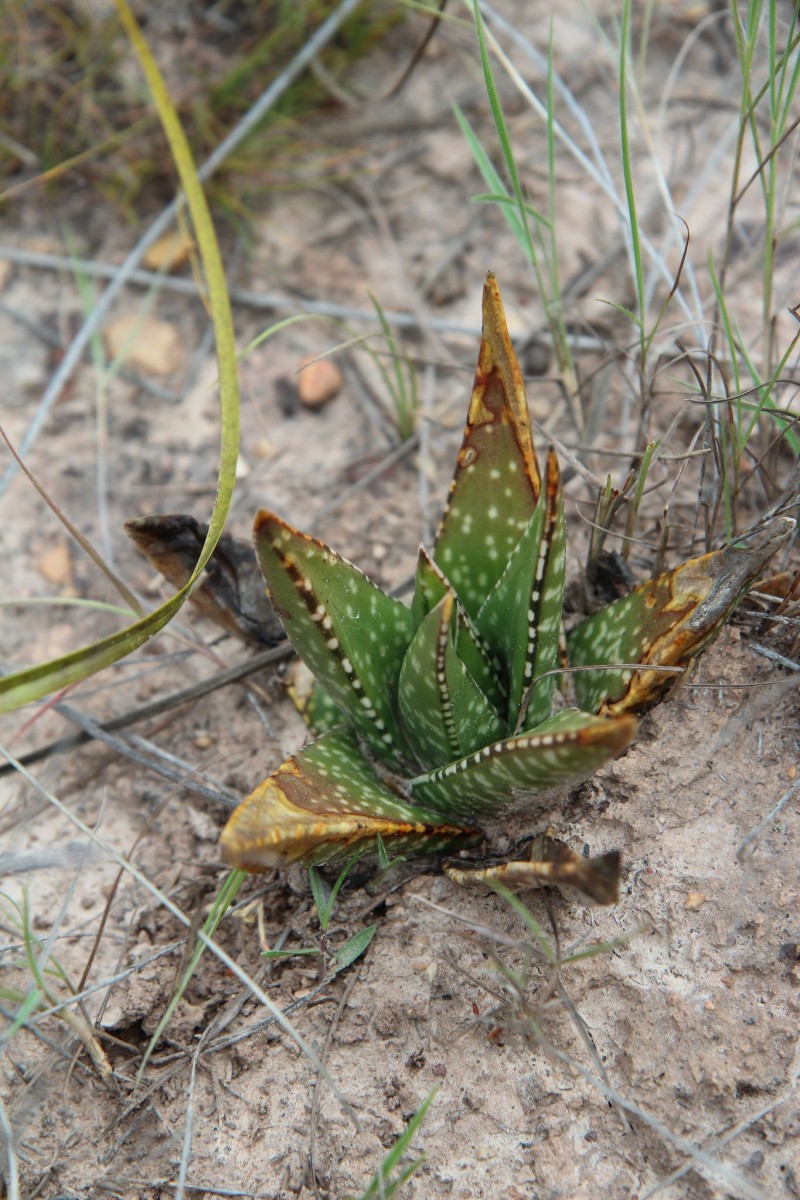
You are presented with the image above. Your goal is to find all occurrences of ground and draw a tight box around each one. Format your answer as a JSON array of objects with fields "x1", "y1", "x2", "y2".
[{"x1": 1, "y1": 3, "x2": 798, "y2": 1199}]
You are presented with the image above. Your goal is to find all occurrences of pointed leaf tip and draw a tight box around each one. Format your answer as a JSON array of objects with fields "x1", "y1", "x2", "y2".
[
  {"x1": 126, "y1": 513, "x2": 284, "y2": 646},
  {"x1": 569, "y1": 516, "x2": 795, "y2": 716},
  {"x1": 476, "y1": 447, "x2": 566, "y2": 731},
  {"x1": 479, "y1": 274, "x2": 540, "y2": 497},
  {"x1": 221, "y1": 729, "x2": 477, "y2": 870},
  {"x1": 253, "y1": 510, "x2": 414, "y2": 769},
  {"x1": 433, "y1": 275, "x2": 542, "y2": 619},
  {"x1": 409, "y1": 708, "x2": 637, "y2": 819},
  {"x1": 446, "y1": 835, "x2": 621, "y2": 906}
]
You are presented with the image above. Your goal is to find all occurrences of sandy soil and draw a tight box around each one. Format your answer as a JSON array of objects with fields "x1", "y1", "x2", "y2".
[{"x1": 1, "y1": 3, "x2": 798, "y2": 1199}]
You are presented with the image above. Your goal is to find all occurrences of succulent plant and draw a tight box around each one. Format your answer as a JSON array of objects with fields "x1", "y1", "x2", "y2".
[{"x1": 128, "y1": 275, "x2": 792, "y2": 904}]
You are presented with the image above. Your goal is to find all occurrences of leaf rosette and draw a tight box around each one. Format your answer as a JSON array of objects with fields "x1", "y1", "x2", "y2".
[
  {"x1": 214, "y1": 275, "x2": 792, "y2": 903},
  {"x1": 128, "y1": 276, "x2": 792, "y2": 904}
]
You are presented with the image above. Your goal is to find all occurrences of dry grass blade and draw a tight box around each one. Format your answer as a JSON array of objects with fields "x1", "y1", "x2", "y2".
[
  {"x1": 174, "y1": 1052, "x2": 200, "y2": 1200},
  {"x1": 544, "y1": 1046, "x2": 770, "y2": 1200},
  {"x1": 0, "y1": 244, "x2": 488, "y2": 338},
  {"x1": 0, "y1": 644, "x2": 291, "y2": 781},
  {"x1": 0, "y1": 1093, "x2": 19, "y2": 1200},
  {"x1": 640, "y1": 1095, "x2": 791, "y2": 1198},
  {"x1": 0, "y1": 0, "x2": 365, "y2": 502},
  {"x1": 0, "y1": 747, "x2": 358, "y2": 1126},
  {"x1": 308, "y1": 968, "x2": 361, "y2": 1199}
]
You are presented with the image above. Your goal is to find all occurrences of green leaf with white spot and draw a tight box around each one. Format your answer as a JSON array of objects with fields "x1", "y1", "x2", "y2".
[
  {"x1": 519, "y1": 451, "x2": 566, "y2": 730},
  {"x1": 446, "y1": 635, "x2": 505, "y2": 756},
  {"x1": 567, "y1": 589, "x2": 650, "y2": 717},
  {"x1": 398, "y1": 592, "x2": 504, "y2": 770},
  {"x1": 411, "y1": 549, "x2": 504, "y2": 711},
  {"x1": 221, "y1": 727, "x2": 477, "y2": 871},
  {"x1": 410, "y1": 546, "x2": 450, "y2": 631},
  {"x1": 453, "y1": 601, "x2": 506, "y2": 714},
  {"x1": 287, "y1": 661, "x2": 347, "y2": 735},
  {"x1": 476, "y1": 450, "x2": 565, "y2": 731},
  {"x1": 567, "y1": 518, "x2": 794, "y2": 716},
  {"x1": 253, "y1": 512, "x2": 414, "y2": 770},
  {"x1": 304, "y1": 680, "x2": 347, "y2": 735},
  {"x1": 208, "y1": 275, "x2": 794, "y2": 905},
  {"x1": 432, "y1": 275, "x2": 541, "y2": 622},
  {"x1": 519, "y1": 453, "x2": 566, "y2": 730},
  {"x1": 399, "y1": 593, "x2": 460, "y2": 768},
  {"x1": 408, "y1": 708, "x2": 637, "y2": 820}
]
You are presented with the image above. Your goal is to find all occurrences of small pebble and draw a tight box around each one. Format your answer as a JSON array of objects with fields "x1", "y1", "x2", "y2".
[
  {"x1": 297, "y1": 354, "x2": 342, "y2": 409},
  {"x1": 105, "y1": 313, "x2": 184, "y2": 375},
  {"x1": 685, "y1": 891, "x2": 707, "y2": 911},
  {"x1": 37, "y1": 542, "x2": 72, "y2": 587},
  {"x1": 251, "y1": 437, "x2": 276, "y2": 461},
  {"x1": 143, "y1": 229, "x2": 194, "y2": 272}
]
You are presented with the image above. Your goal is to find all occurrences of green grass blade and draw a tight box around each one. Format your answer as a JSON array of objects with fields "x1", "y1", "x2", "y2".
[
  {"x1": 261, "y1": 948, "x2": 321, "y2": 959},
  {"x1": 470, "y1": 192, "x2": 549, "y2": 226},
  {"x1": 1, "y1": 746, "x2": 355, "y2": 1118},
  {"x1": 0, "y1": 1, "x2": 240, "y2": 713},
  {"x1": 452, "y1": 103, "x2": 532, "y2": 255},
  {"x1": 369, "y1": 294, "x2": 417, "y2": 438},
  {"x1": 485, "y1": 880, "x2": 557, "y2": 963},
  {"x1": 471, "y1": 0, "x2": 536, "y2": 266},
  {"x1": 1, "y1": 984, "x2": 43, "y2": 1045},
  {"x1": 334, "y1": 924, "x2": 377, "y2": 972},
  {"x1": 138, "y1": 869, "x2": 246, "y2": 1080},
  {"x1": 309, "y1": 865, "x2": 332, "y2": 931},
  {"x1": 618, "y1": 0, "x2": 645, "y2": 346},
  {"x1": 350, "y1": 1086, "x2": 438, "y2": 1200}
]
